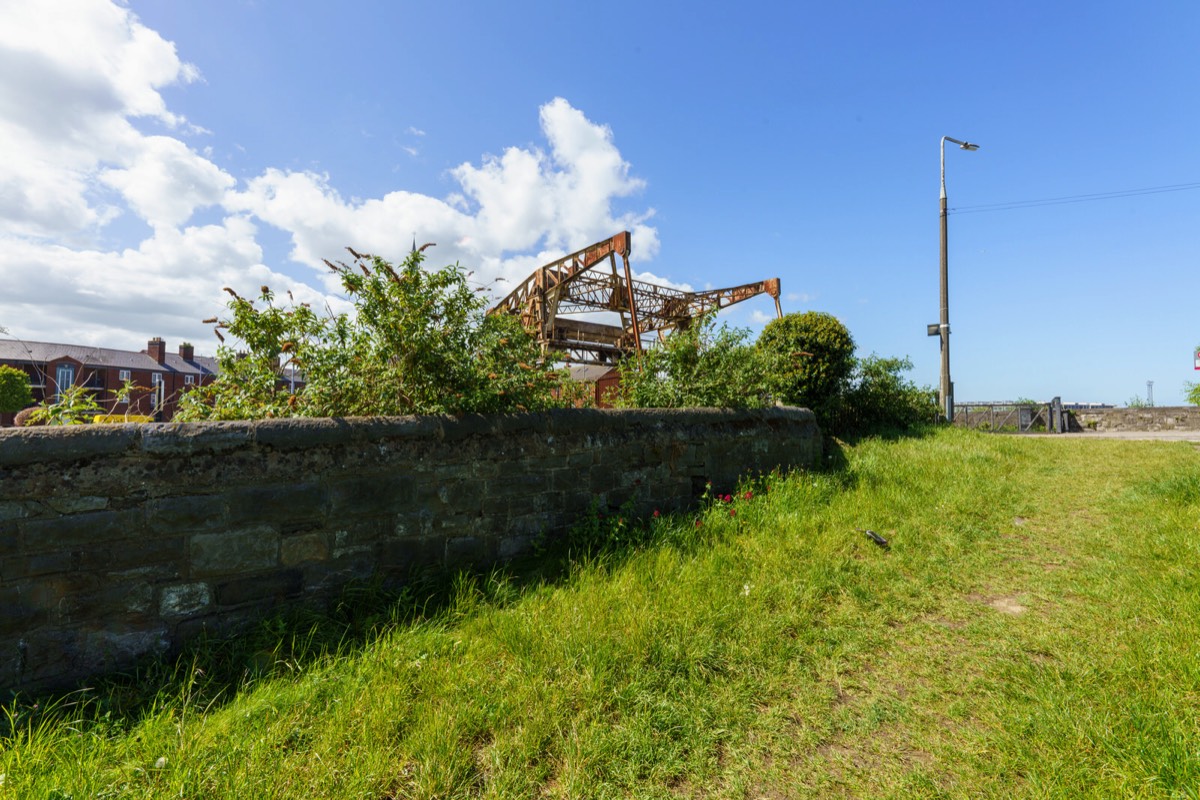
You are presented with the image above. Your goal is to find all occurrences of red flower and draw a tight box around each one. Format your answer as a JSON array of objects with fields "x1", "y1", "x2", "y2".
[
  {"x1": 744, "y1": 491, "x2": 753, "y2": 501},
  {"x1": 653, "y1": 509, "x2": 660, "y2": 518},
  {"x1": 729, "y1": 509, "x2": 737, "y2": 517},
  {"x1": 695, "y1": 519, "x2": 703, "y2": 527},
  {"x1": 723, "y1": 494, "x2": 732, "y2": 503}
]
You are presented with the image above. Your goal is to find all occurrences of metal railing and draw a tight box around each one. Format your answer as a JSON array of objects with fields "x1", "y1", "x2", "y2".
[{"x1": 954, "y1": 397, "x2": 1068, "y2": 433}]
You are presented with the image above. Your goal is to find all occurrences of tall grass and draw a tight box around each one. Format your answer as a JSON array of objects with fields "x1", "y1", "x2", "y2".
[{"x1": 2, "y1": 428, "x2": 1198, "y2": 798}]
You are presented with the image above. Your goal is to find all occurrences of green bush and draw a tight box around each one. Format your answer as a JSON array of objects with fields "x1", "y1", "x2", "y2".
[
  {"x1": 756, "y1": 311, "x2": 855, "y2": 426},
  {"x1": 612, "y1": 313, "x2": 768, "y2": 409},
  {"x1": 0, "y1": 364, "x2": 33, "y2": 414},
  {"x1": 177, "y1": 249, "x2": 570, "y2": 421},
  {"x1": 1185, "y1": 381, "x2": 1200, "y2": 407},
  {"x1": 28, "y1": 384, "x2": 102, "y2": 425},
  {"x1": 833, "y1": 355, "x2": 937, "y2": 436}
]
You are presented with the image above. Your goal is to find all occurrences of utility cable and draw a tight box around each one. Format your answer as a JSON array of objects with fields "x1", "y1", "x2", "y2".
[{"x1": 950, "y1": 181, "x2": 1200, "y2": 215}]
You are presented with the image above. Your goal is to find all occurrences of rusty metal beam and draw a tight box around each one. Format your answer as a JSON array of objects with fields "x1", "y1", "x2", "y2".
[{"x1": 488, "y1": 231, "x2": 783, "y2": 364}]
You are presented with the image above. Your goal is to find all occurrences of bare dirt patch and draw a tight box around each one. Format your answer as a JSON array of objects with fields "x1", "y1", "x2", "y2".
[{"x1": 988, "y1": 596, "x2": 1027, "y2": 615}]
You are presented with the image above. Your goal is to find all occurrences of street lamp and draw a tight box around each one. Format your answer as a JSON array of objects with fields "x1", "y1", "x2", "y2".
[{"x1": 936, "y1": 135, "x2": 979, "y2": 423}]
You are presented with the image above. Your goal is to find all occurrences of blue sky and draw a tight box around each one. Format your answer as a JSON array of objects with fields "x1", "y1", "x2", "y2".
[{"x1": 2, "y1": 0, "x2": 1197, "y2": 404}]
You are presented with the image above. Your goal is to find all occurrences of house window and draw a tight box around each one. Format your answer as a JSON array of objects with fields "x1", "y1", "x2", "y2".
[
  {"x1": 151, "y1": 372, "x2": 163, "y2": 408},
  {"x1": 185, "y1": 375, "x2": 195, "y2": 385},
  {"x1": 55, "y1": 363, "x2": 75, "y2": 399},
  {"x1": 119, "y1": 369, "x2": 131, "y2": 382}
]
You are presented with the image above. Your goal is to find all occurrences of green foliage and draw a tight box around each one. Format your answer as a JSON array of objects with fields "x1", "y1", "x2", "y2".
[
  {"x1": 28, "y1": 384, "x2": 102, "y2": 425},
  {"x1": 0, "y1": 364, "x2": 33, "y2": 413},
  {"x1": 756, "y1": 311, "x2": 855, "y2": 425},
  {"x1": 1185, "y1": 382, "x2": 1200, "y2": 407},
  {"x1": 1126, "y1": 394, "x2": 1148, "y2": 409},
  {"x1": 834, "y1": 355, "x2": 938, "y2": 436},
  {"x1": 177, "y1": 249, "x2": 568, "y2": 420},
  {"x1": 611, "y1": 313, "x2": 768, "y2": 409}
]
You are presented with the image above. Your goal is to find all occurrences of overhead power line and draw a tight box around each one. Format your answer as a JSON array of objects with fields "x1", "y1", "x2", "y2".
[{"x1": 951, "y1": 181, "x2": 1200, "y2": 215}]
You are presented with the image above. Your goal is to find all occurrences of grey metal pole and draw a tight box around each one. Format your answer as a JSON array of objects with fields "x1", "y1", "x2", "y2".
[
  {"x1": 939, "y1": 149, "x2": 951, "y2": 423},
  {"x1": 938, "y1": 136, "x2": 979, "y2": 424}
]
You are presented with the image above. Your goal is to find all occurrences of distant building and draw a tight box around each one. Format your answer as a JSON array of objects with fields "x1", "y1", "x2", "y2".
[
  {"x1": 566, "y1": 364, "x2": 622, "y2": 408},
  {"x1": 0, "y1": 337, "x2": 217, "y2": 425}
]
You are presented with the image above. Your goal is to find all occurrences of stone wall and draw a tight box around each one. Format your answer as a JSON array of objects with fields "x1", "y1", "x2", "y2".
[
  {"x1": 0, "y1": 407, "x2": 819, "y2": 693},
  {"x1": 1072, "y1": 406, "x2": 1200, "y2": 432}
]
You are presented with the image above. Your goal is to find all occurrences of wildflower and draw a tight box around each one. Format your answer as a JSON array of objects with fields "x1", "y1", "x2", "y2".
[
  {"x1": 742, "y1": 584, "x2": 751, "y2": 596},
  {"x1": 653, "y1": 509, "x2": 660, "y2": 518},
  {"x1": 744, "y1": 491, "x2": 753, "y2": 500},
  {"x1": 723, "y1": 494, "x2": 732, "y2": 503},
  {"x1": 695, "y1": 519, "x2": 703, "y2": 527},
  {"x1": 729, "y1": 509, "x2": 737, "y2": 517}
]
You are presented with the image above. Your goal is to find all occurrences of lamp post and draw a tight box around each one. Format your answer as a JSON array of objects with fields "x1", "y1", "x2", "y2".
[{"x1": 938, "y1": 135, "x2": 979, "y2": 423}]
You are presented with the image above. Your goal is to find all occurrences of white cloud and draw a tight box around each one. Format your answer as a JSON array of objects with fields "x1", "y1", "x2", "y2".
[
  {"x1": 0, "y1": 3, "x2": 662, "y2": 356},
  {"x1": 101, "y1": 135, "x2": 235, "y2": 229},
  {"x1": 231, "y1": 96, "x2": 661, "y2": 291},
  {"x1": 750, "y1": 309, "x2": 776, "y2": 325}
]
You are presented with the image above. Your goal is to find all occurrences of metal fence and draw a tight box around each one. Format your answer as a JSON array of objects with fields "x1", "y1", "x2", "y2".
[{"x1": 954, "y1": 398, "x2": 1068, "y2": 433}]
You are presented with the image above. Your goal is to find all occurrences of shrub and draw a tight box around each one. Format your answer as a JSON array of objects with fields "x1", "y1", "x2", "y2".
[
  {"x1": 834, "y1": 355, "x2": 937, "y2": 436},
  {"x1": 756, "y1": 311, "x2": 855, "y2": 426},
  {"x1": 28, "y1": 384, "x2": 102, "y2": 425},
  {"x1": 1186, "y1": 382, "x2": 1200, "y2": 407},
  {"x1": 612, "y1": 313, "x2": 768, "y2": 409},
  {"x1": 177, "y1": 248, "x2": 570, "y2": 421},
  {"x1": 0, "y1": 364, "x2": 32, "y2": 414}
]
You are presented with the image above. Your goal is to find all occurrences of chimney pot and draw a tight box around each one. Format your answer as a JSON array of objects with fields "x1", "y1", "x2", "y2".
[
  {"x1": 148, "y1": 337, "x2": 166, "y2": 364},
  {"x1": 179, "y1": 342, "x2": 194, "y2": 361}
]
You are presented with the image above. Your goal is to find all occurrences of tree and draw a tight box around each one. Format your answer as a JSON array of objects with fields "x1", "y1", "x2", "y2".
[
  {"x1": 177, "y1": 248, "x2": 569, "y2": 421},
  {"x1": 0, "y1": 364, "x2": 33, "y2": 414},
  {"x1": 1185, "y1": 382, "x2": 1200, "y2": 407},
  {"x1": 756, "y1": 311, "x2": 856, "y2": 425},
  {"x1": 612, "y1": 313, "x2": 768, "y2": 409},
  {"x1": 834, "y1": 355, "x2": 938, "y2": 436}
]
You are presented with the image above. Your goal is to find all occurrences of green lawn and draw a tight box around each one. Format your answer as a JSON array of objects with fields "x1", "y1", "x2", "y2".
[{"x1": 3, "y1": 428, "x2": 1199, "y2": 798}]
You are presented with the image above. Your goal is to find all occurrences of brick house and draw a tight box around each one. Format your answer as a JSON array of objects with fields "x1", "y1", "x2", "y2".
[{"x1": 0, "y1": 337, "x2": 218, "y2": 425}]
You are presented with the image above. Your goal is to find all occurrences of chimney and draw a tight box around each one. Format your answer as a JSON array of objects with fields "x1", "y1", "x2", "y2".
[
  {"x1": 148, "y1": 337, "x2": 166, "y2": 364},
  {"x1": 179, "y1": 342, "x2": 194, "y2": 361}
]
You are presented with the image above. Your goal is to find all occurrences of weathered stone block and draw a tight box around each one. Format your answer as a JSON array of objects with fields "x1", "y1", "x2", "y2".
[
  {"x1": 20, "y1": 509, "x2": 144, "y2": 550},
  {"x1": 140, "y1": 422, "x2": 253, "y2": 456},
  {"x1": 146, "y1": 495, "x2": 225, "y2": 532},
  {"x1": 0, "y1": 501, "x2": 30, "y2": 521},
  {"x1": 44, "y1": 495, "x2": 108, "y2": 514},
  {"x1": 378, "y1": 536, "x2": 444, "y2": 572},
  {"x1": 227, "y1": 483, "x2": 329, "y2": 525},
  {"x1": 79, "y1": 537, "x2": 184, "y2": 575},
  {"x1": 0, "y1": 425, "x2": 137, "y2": 467},
  {"x1": 328, "y1": 474, "x2": 416, "y2": 515},
  {"x1": 445, "y1": 535, "x2": 490, "y2": 568},
  {"x1": 191, "y1": 526, "x2": 279, "y2": 575},
  {"x1": 253, "y1": 417, "x2": 355, "y2": 450},
  {"x1": 160, "y1": 583, "x2": 212, "y2": 617},
  {"x1": 281, "y1": 533, "x2": 329, "y2": 565},
  {"x1": 216, "y1": 570, "x2": 303, "y2": 606}
]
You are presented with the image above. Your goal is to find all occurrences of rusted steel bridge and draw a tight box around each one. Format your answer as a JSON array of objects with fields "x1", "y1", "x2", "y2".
[{"x1": 488, "y1": 231, "x2": 783, "y2": 365}]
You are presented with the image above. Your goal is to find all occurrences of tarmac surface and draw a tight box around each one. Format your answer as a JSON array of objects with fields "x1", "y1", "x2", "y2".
[{"x1": 1020, "y1": 430, "x2": 1200, "y2": 442}]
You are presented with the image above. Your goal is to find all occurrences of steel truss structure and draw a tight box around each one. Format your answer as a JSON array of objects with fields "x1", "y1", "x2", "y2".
[{"x1": 488, "y1": 231, "x2": 783, "y2": 365}]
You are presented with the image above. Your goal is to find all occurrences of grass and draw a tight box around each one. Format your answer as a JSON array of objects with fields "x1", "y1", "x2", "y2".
[{"x1": 2, "y1": 427, "x2": 1199, "y2": 798}]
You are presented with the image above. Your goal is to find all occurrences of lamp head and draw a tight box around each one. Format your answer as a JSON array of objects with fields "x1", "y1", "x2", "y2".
[{"x1": 960, "y1": 142, "x2": 980, "y2": 151}]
